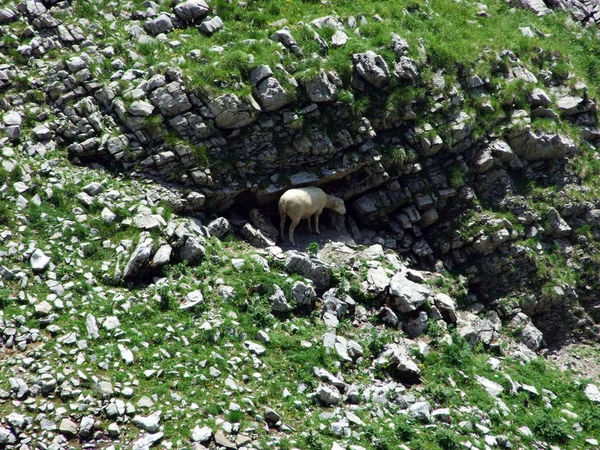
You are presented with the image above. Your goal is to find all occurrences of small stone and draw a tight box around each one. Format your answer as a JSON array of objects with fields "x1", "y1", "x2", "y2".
[
  {"x1": 191, "y1": 425, "x2": 212, "y2": 442},
  {"x1": 181, "y1": 289, "x2": 204, "y2": 310},
  {"x1": 584, "y1": 384, "x2": 600, "y2": 403},
  {"x1": 95, "y1": 381, "x2": 114, "y2": 399},
  {"x1": 30, "y1": 249, "x2": 51, "y2": 272},
  {"x1": 58, "y1": 418, "x2": 78, "y2": 436},
  {"x1": 133, "y1": 411, "x2": 161, "y2": 433},
  {"x1": 35, "y1": 301, "x2": 53, "y2": 316}
]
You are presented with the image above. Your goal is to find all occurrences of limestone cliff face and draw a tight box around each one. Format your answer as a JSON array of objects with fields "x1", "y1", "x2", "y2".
[{"x1": 2, "y1": 0, "x2": 600, "y2": 342}]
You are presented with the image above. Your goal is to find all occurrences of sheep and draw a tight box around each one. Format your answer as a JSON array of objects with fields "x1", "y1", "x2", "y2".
[{"x1": 279, "y1": 186, "x2": 346, "y2": 245}]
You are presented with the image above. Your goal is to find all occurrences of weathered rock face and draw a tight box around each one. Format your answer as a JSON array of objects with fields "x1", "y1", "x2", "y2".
[{"x1": 21, "y1": 0, "x2": 599, "y2": 345}]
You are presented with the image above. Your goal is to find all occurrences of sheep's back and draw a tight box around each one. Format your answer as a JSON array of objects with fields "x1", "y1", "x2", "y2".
[{"x1": 279, "y1": 187, "x2": 326, "y2": 218}]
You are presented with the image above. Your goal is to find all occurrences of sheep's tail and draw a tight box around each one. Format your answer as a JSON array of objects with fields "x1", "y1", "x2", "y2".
[{"x1": 278, "y1": 197, "x2": 287, "y2": 215}]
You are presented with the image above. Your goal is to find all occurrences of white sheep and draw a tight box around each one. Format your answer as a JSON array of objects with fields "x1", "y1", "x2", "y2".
[{"x1": 279, "y1": 186, "x2": 346, "y2": 245}]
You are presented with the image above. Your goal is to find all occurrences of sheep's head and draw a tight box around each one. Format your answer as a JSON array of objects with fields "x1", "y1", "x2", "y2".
[{"x1": 329, "y1": 196, "x2": 346, "y2": 215}]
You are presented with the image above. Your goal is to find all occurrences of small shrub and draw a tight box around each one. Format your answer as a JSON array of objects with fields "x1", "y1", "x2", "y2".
[
  {"x1": 531, "y1": 412, "x2": 570, "y2": 443},
  {"x1": 442, "y1": 334, "x2": 473, "y2": 367},
  {"x1": 447, "y1": 163, "x2": 465, "y2": 189},
  {"x1": 307, "y1": 241, "x2": 320, "y2": 257}
]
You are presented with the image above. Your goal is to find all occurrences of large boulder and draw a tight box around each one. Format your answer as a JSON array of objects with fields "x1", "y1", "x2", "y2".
[
  {"x1": 270, "y1": 29, "x2": 303, "y2": 57},
  {"x1": 352, "y1": 51, "x2": 390, "y2": 88},
  {"x1": 145, "y1": 14, "x2": 173, "y2": 35},
  {"x1": 149, "y1": 82, "x2": 192, "y2": 118},
  {"x1": 123, "y1": 241, "x2": 153, "y2": 279},
  {"x1": 285, "y1": 251, "x2": 331, "y2": 289},
  {"x1": 507, "y1": 129, "x2": 576, "y2": 161},
  {"x1": 208, "y1": 94, "x2": 257, "y2": 129},
  {"x1": 174, "y1": 0, "x2": 210, "y2": 22},
  {"x1": 305, "y1": 71, "x2": 338, "y2": 102},
  {"x1": 388, "y1": 270, "x2": 432, "y2": 312},
  {"x1": 375, "y1": 342, "x2": 421, "y2": 382}
]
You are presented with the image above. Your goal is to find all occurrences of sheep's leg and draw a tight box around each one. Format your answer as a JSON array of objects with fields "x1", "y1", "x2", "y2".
[
  {"x1": 289, "y1": 217, "x2": 300, "y2": 246},
  {"x1": 307, "y1": 215, "x2": 313, "y2": 233},
  {"x1": 315, "y1": 212, "x2": 321, "y2": 235},
  {"x1": 280, "y1": 214, "x2": 286, "y2": 241}
]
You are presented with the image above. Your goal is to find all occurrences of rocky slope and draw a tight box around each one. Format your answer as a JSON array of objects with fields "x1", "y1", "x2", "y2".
[{"x1": 1, "y1": 0, "x2": 600, "y2": 449}]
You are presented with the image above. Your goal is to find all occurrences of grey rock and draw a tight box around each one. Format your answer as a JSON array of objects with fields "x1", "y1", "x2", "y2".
[
  {"x1": 207, "y1": 217, "x2": 230, "y2": 238},
  {"x1": 432, "y1": 408, "x2": 452, "y2": 423},
  {"x1": 132, "y1": 431, "x2": 164, "y2": 450},
  {"x1": 174, "y1": 0, "x2": 210, "y2": 22},
  {"x1": 514, "y1": 0, "x2": 552, "y2": 15},
  {"x1": 546, "y1": 207, "x2": 571, "y2": 237},
  {"x1": 241, "y1": 223, "x2": 275, "y2": 248},
  {"x1": 181, "y1": 289, "x2": 204, "y2": 310},
  {"x1": 249, "y1": 209, "x2": 279, "y2": 242},
  {"x1": 79, "y1": 416, "x2": 95, "y2": 438},
  {"x1": 393, "y1": 56, "x2": 419, "y2": 80},
  {"x1": 83, "y1": 182, "x2": 104, "y2": 196},
  {"x1": 123, "y1": 241, "x2": 153, "y2": 278},
  {"x1": 59, "y1": 418, "x2": 78, "y2": 436},
  {"x1": 292, "y1": 280, "x2": 316, "y2": 307},
  {"x1": 86, "y1": 314, "x2": 99, "y2": 339},
  {"x1": 150, "y1": 244, "x2": 172, "y2": 267},
  {"x1": 40, "y1": 418, "x2": 57, "y2": 431},
  {"x1": 264, "y1": 406, "x2": 281, "y2": 424},
  {"x1": 145, "y1": 14, "x2": 173, "y2": 35},
  {"x1": 347, "y1": 340, "x2": 363, "y2": 360},
  {"x1": 0, "y1": 427, "x2": 16, "y2": 445},
  {"x1": 129, "y1": 100, "x2": 155, "y2": 117},
  {"x1": 530, "y1": 88, "x2": 552, "y2": 107},
  {"x1": 331, "y1": 30, "x2": 348, "y2": 47},
  {"x1": 208, "y1": 93, "x2": 256, "y2": 129},
  {"x1": 520, "y1": 322, "x2": 543, "y2": 351},
  {"x1": 391, "y1": 33, "x2": 409, "y2": 57},
  {"x1": 179, "y1": 236, "x2": 205, "y2": 262},
  {"x1": 7, "y1": 413, "x2": 26, "y2": 429},
  {"x1": 243, "y1": 340, "x2": 266, "y2": 356},
  {"x1": 150, "y1": 81, "x2": 192, "y2": 117},
  {"x1": 30, "y1": 248, "x2": 51, "y2": 271},
  {"x1": 305, "y1": 71, "x2": 338, "y2": 102},
  {"x1": 191, "y1": 425, "x2": 212, "y2": 442},
  {"x1": 409, "y1": 401, "x2": 432, "y2": 423},
  {"x1": 388, "y1": 270, "x2": 432, "y2": 312},
  {"x1": 508, "y1": 129, "x2": 575, "y2": 161},
  {"x1": 311, "y1": 16, "x2": 344, "y2": 29},
  {"x1": 584, "y1": 384, "x2": 600, "y2": 403},
  {"x1": 475, "y1": 375, "x2": 504, "y2": 397},
  {"x1": 199, "y1": 16, "x2": 223, "y2": 34},
  {"x1": 269, "y1": 284, "x2": 291, "y2": 312},
  {"x1": 352, "y1": 51, "x2": 390, "y2": 88},
  {"x1": 76, "y1": 191, "x2": 94, "y2": 207},
  {"x1": 376, "y1": 342, "x2": 421, "y2": 381},
  {"x1": 254, "y1": 76, "x2": 290, "y2": 111},
  {"x1": 133, "y1": 411, "x2": 161, "y2": 432},
  {"x1": 0, "y1": 8, "x2": 17, "y2": 24},
  {"x1": 316, "y1": 385, "x2": 342, "y2": 405},
  {"x1": 362, "y1": 267, "x2": 390, "y2": 295},
  {"x1": 250, "y1": 65, "x2": 274, "y2": 87},
  {"x1": 118, "y1": 344, "x2": 135, "y2": 365},
  {"x1": 214, "y1": 430, "x2": 236, "y2": 449},
  {"x1": 108, "y1": 423, "x2": 121, "y2": 437},
  {"x1": 285, "y1": 251, "x2": 331, "y2": 288},
  {"x1": 434, "y1": 293, "x2": 458, "y2": 324},
  {"x1": 33, "y1": 124, "x2": 52, "y2": 140},
  {"x1": 270, "y1": 29, "x2": 303, "y2": 57},
  {"x1": 94, "y1": 381, "x2": 114, "y2": 399},
  {"x1": 35, "y1": 300, "x2": 53, "y2": 316},
  {"x1": 404, "y1": 311, "x2": 429, "y2": 338}
]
